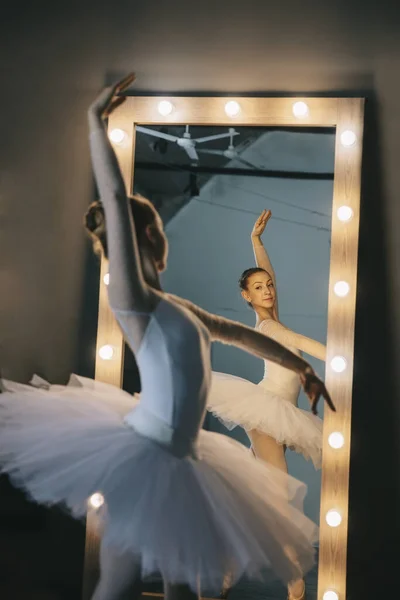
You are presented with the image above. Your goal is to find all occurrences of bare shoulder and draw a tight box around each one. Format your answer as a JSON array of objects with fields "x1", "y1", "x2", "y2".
[
  {"x1": 163, "y1": 292, "x2": 197, "y2": 318},
  {"x1": 163, "y1": 292, "x2": 200, "y2": 317},
  {"x1": 162, "y1": 293, "x2": 210, "y2": 332},
  {"x1": 258, "y1": 317, "x2": 282, "y2": 331},
  {"x1": 258, "y1": 318, "x2": 290, "y2": 339}
]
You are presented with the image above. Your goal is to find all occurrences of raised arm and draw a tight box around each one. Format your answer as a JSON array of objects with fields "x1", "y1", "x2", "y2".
[
  {"x1": 251, "y1": 210, "x2": 279, "y2": 318},
  {"x1": 259, "y1": 319, "x2": 326, "y2": 362},
  {"x1": 87, "y1": 75, "x2": 155, "y2": 314},
  {"x1": 167, "y1": 294, "x2": 333, "y2": 413}
]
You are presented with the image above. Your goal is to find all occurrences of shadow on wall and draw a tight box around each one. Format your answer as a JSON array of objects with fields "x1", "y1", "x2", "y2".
[
  {"x1": 346, "y1": 93, "x2": 400, "y2": 596},
  {"x1": 73, "y1": 223, "x2": 101, "y2": 380},
  {"x1": 0, "y1": 475, "x2": 84, "y2": 600}
]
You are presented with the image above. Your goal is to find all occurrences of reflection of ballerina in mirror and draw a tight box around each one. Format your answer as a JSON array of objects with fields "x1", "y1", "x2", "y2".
[
  {"x1": 208, "y1": 210, "x2": 327, "y2": 600},
  {"x1": 0, "y1": 77, "x2": 333, "y2": 600},
  {"x1": 209, "y1": 210, "x2": 327, "y2": 469}
]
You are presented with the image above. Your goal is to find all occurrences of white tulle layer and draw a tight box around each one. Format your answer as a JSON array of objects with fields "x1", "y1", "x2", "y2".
[
  {"x1": 207, "y1": 372, "x2": 323, "y2": 469},
  {"x1": 0, "y1": 377, "x2": 318, "y2": 591}
]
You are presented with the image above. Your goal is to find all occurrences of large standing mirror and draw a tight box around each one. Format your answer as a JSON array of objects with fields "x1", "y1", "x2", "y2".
[{"x1": 86, "y1": 97, "x2": 364, "y2": 600}]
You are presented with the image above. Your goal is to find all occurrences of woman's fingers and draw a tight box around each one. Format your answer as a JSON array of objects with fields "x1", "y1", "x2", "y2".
[
  {"x1": 115, "y1": 73, "x2": 136, "y2": 94},
  {"x1": 303, "y1": 374, "x2": 335, "y2": 415},
  {"x1": 312, "y1": 397, "x2": 318, "y2": 415},
  {"x1": 103, "y1": 95, "x2": 126, "y2": 117},
  {"x1": 323, "y1": 387, "x2": 336, "y2": 412},
  {"x1": 100, "y1": 73, "x2": 135, "y2": 117}
]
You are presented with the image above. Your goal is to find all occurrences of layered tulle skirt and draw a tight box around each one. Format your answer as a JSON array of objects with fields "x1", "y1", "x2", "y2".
[
  {"x1": 0, "y1": 375, "x2": 318, "y2": 591},
  {"x1": 207, "y1": 372, "x2": 323, "y2": 468}
]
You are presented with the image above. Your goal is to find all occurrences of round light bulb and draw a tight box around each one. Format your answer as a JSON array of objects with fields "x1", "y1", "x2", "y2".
[
  {"x1": 337, "y1": 205, "x2": 353, "y2": 222},
  {"x1": 109, "y1": 128, "x2": 127, "y2": 144},
  {"x1": 326, "y1": 509, "x2": 342, "y2": 528},
  {"x1": 323, "y1": 591, "x2": 339, "y2": 600},
  {"x1": 328, "y1": 432, "x2": 345, "y2": 449},
  {"x1": 331, "y1": 356, "x2": 347, "y2": 373},
  {"x1": 103, "y1": 273, "x2": 110, "y2": 286},
  {"x1": 340, "y1": 130, "x2": 357, "y2": 147},
  {"x1": 292, "y1": 101, "x2": 309, "y2": 118},
  {"x1": 224, "y1": 101, "x2": 241, "y2": 118},
  {"x1": 334, "y1": 281, "x2": 350, "y2": 297},
  {"x1": 99, "y1": 344, "x2": 114, "y2": 360},
  {"x1": 89, "y1": 492, "x2": 104, "y2": 508},
  {"x1": 157, "y1": 100, "x2": 174, "y2": 116}
]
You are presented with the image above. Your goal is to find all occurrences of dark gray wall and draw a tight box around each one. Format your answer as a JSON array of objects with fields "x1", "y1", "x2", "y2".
[{"x1": 1, "y1": 1, "x2": 399, "y2": 597}]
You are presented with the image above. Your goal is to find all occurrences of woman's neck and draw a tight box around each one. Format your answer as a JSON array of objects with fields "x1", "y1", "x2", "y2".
[{"x1": 254, "y1": 306, "x2": 276, "y2": 325}]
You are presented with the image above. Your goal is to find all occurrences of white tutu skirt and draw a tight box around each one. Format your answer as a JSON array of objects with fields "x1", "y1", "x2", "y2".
[
  {"x1": 0, "y1": 376, "x2": 318, "y2": 591},
  {"x1": 207, "y1": 372, "x2": 323, "y2": 469}
]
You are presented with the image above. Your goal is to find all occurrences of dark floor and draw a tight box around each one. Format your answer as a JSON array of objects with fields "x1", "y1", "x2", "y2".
[
  {"x1": 219, "y1": 561, "x2": 317, "y2": 600},
  {"x1": 143, "y1": 552, "x2": 318, "y2": 600}
]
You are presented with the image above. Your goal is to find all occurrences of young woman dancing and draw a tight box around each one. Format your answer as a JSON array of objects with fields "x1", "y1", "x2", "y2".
[
  {"x1": 208, "y1": 210, "x2": 328, "y2": 599},
  {"x1": 0, "y1": 76, "x2": 333, "y2": 600}
]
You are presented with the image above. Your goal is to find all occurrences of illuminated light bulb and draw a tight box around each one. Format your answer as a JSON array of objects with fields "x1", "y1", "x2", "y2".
[
  {"x1": 157, "y1": 100, "x2": 174, "y2": 116},
  {"x1": 224, "y1": 101, "x2": 241, "y2": 118},
  {"x1": 103, "y1": 273, "x2": 110, "y2": 286},
  {"x1": 323, "y1": 591, "x2": 339, "y2": 600},
  {"x1": 331, "y1": 356, "x2": 347, "y2": 373},
  {"x1": 292, "y1": 101, "x2": 309, "y2": 118},
  {"x1": 89, "y1": 492, "x2": 104, "y2": 508},
  {"x1": 337, "y1": 205, "x2": 353, "y2": 222},
  {"x1": 326, "y1": 509, "x2": 342, "y2": 528},
  {"x1": 340, "y1": 130, "x2": 357, "y2": 147},
  {"x1": 328, "y1": 432, "x2": 345, "y2": 449},
  {"x1": 109, "y1": 128, "x2": 126, "y2": 144},
  {"x1": 334, "y1": 281, "x2": 350, "y2": 297},
  {"x1": 99, "y1": 345, "x2": 114, "y2": 360}
]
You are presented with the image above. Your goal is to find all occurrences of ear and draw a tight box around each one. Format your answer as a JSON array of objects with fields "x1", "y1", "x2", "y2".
[
  {"x1": 241, "y1": 289, "x2": 251, "y2": 303},
  {"x1": 145, "y1": 224, "x2": 156, "y2": 244}
]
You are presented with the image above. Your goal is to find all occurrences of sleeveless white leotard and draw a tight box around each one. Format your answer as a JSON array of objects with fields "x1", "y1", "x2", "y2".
[{"x1": 207, "y1": 319, "x2": 323, "y2": 468}]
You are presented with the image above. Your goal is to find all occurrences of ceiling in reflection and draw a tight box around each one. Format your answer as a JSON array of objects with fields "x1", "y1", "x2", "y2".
[{"x1": 133, "y1": 125, "x2": 335, "y2": 223}]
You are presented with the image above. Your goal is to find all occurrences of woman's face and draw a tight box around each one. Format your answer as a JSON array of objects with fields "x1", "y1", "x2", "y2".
[{"x1": 241, "y1": 271, "x2": 275, "y2": 311}]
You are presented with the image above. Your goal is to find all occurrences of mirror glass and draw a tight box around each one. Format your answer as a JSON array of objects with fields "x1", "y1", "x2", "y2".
[{"x1": 124, "y1": 123, "x2": 335, "y2": 599}]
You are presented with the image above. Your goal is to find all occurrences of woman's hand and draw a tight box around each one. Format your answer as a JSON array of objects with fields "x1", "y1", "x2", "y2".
[
  {"x1": 299, "y1": 367, "x2": 335, "y2": 415},
  {"x1": 88, "y1": 73, "x2": 136, "y2": 120},
  {"x1": 251, "y1": 209, "x2": 271, "y2": 239}
]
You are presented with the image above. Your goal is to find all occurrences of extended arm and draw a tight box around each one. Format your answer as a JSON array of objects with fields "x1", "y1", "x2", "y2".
[
  {"x1": 167, "y1": 294, "x2": 309, "y2": 374},
  {"x1": 168, "y1": 294, "x2": 333, "y2": 413},
  {"x1": 251, "y1": 210, "x2": 279, "y2": 318},
  {"x1": 88, "y1": 76, "x2": 155, "y2": 314}
]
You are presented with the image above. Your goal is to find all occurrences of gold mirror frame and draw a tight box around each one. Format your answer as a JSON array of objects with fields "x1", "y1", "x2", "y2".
[{"x1": 84, "y1": 96, "x2": 364, "y2": 600}]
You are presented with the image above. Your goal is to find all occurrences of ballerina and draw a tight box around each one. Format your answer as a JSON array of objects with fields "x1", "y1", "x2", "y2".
[
  {"x1": 0, "y1": 76, "x2": 333, "y2": 600},
  {"x1": 208, "y1": 209, "x2": 327, "y2": 468},
  {"x1": 207, "y1": 209, "x2": 328, "y2": 599}
]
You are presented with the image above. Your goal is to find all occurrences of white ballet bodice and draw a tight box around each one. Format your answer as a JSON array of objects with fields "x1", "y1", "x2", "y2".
[
  {"x1": 114, "y1": 298, "x2": 211, "y2": 456},
  {"x1": 257, "y1": 320, "x2": 301, "y2": 406}
]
